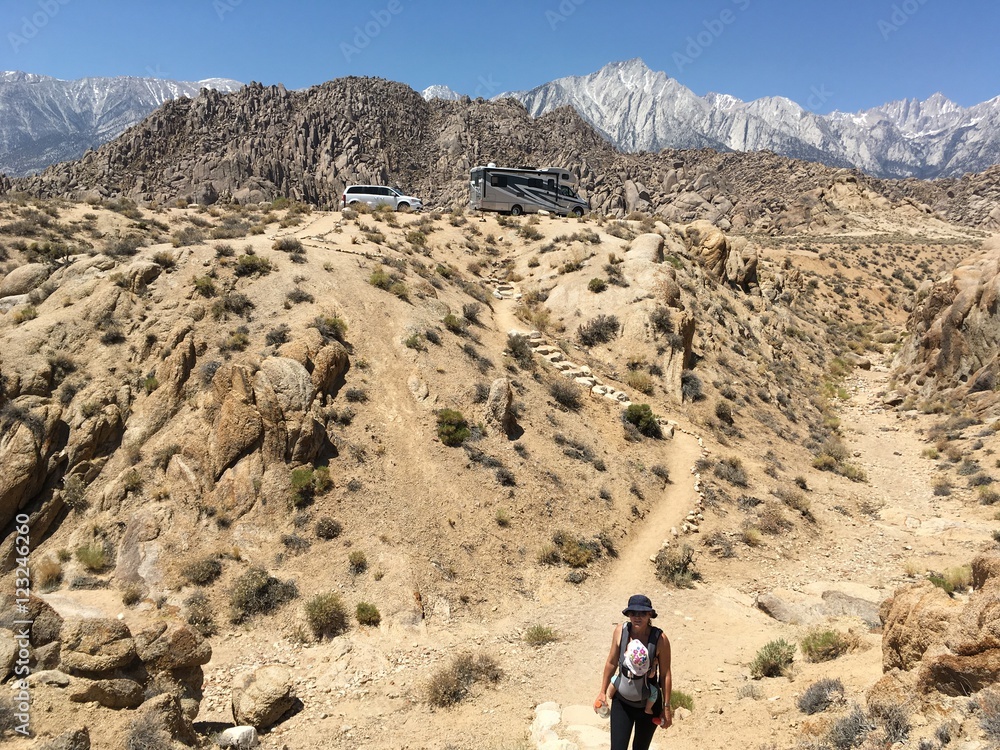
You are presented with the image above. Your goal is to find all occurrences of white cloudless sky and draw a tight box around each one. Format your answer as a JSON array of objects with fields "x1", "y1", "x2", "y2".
[{"x1": 0, "y1": 0, "x2": 996, "y2": 113}]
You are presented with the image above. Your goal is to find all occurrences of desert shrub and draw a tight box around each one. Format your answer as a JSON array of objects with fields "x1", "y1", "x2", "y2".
[
  {"x1": 560, "y1": 539, "x2": 595, "y2": 568},
  {"x1": 315, "y1": 516, "x2": 343, "y2": 539},
  {"x1": 651, "y1": 464, "x2": 670, "y2": 485},
  {"x1": 797, "y1": 678, "x2": 845, "y2": 715},
  {"x1": 714, "y1": 456, "x2": 749, "y2": 487},
  {"x1": 105, "y1": 234, "x2": 145, "y2": 257},
  {"x1": 152, "y1": 250, "x2": 175, "y2": 269},
  {"x1": 345, "y1": 387, "x2": 368, "y2": 403},
  {"x1": 181, "y1": 556, "x2": 222, "y2": 586},
  {"x1": 749, "y1": 639, "x2": 795, "y2": 678},
  {"x1": 426, "y1": 651, "x2": 503, "y2": 707},
  {"x1": 62, "y1": 474, "x2": 89, "y2": 513},
  {"x1": 75, "y1": 541, "x2": 108, "y2": 572},
  {"x1": 715, "y1": 400, "x2": 734, "y2": 425},
  {"x1": 654, "y1": 544, "x2": 698, "y2": 588},
  {"x1": 290, "y1": 465, "x2": 331, "y2": 507},
  {"x1": 310, "y1": 314, "x2": 348, "y2": 344},
  {"x1": 943, "y1": 565, "x2": 972, "y2": 592},
  {"x1": 437, "y1": 409, "x2": 470, "y2": 447},
  {"x1": 234, "y1": 253, "x2": 273, "y2": 277},
  {"x1": 873, "y1": 703, "x2": 910, "y2": 745},
  {"x1": 506, "y1": 332, "x2": 534, "y2": 369},
  {"x1": 828, "y1": 705, "x2": 875, "y2": 750},
  {"x1": 193, "y1": 275, "x2": 217, "y2": 297},
  {"x1": 550, "y1": 380, "x2": 583, "y2": 410},
  {"x1": 932, "y1": 476, "x2": 953, "y2": 496},
  {"x1": 537, "y1": 544, "x2": 561, "y2": 565},
  {"x1": 348, "y1": 550, "x2": 368, "y2": 575},
  {"x1": 680, "y1": 370, "x2": 703, "y2": 402},
  {"x1": 121, "y1": 583, "x2": 143, "y2": 606},
  {"x1": 172, "y1": 226, "x2": 204, "y2": 247},
  {"x1": 125, "y1": 713, "x2": 173, "y2": 750},
  {"x1": 184, "y1": 590, "x2": 217, "y2": 636},
  {"x1": 35, "y1": 556, "x2": 63, "y2": 591},
  {"x1": 461, "y1": 302, "x2": 483, "y2": 324},
  {"x1": 229, "y1": 567, "x2": 298, "y2": 622},
  {"x1": 626, "y1": 370, "x2": 654, "y2": 395},
  {"x1": 305, "y1": 592, "x2": 349, "y2": 639},
  {"x1": 577, "y1": 314, "x2": 620, "y2": 347},
  {"x1": 800, "y1": 630, "x2": 850, "y2": 662},
  {"x1": 272, "y1": 236, "x2": 303, "y2": 253},
  {"x1": 979, "y1": 690, "x2": 1000, "y2": 744},
  {"x1": 671, "y1": 690, "x2": 695, "y2": 711},
  {"x1": 286, "y1": 287, "x2": 314, "y2": 305},
  {"x1": 624, "y1": 404, "x2": 662, "y2": 438},
  {"x1": 356, "y1": 601, "x2": 381, "y2": 626},
  {"x1": 588, "y1": 277, "x2": 608, "y2": 293},
  {"x1": 650, "y1": 306, "x2": 674, "y2": 336},
  {"x1": 442, "y1": 313, "x2": 466, "y2": 334},
  {"x1": 979, "y1": 487, "x2": 1000, "y2": 505},
  {"x1": 266, "y1": 323, "x2": 290, "y2": 346},
  {"x1": 524, "y1": 625, "x2": 558, "y2": 647}
]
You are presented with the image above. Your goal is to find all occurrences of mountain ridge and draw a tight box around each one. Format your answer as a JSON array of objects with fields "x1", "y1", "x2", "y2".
[
  {"x1": 0, "y1": 71, "x2": 243, "y2": 176},
  {"x1": 422, "y1": 58, "x2": 1000, "y2": 180}
]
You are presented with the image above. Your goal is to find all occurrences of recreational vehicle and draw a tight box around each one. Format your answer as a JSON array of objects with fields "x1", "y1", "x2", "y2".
[{"x1": 469, "y1": 165, "x2": 588, "y2": 217}]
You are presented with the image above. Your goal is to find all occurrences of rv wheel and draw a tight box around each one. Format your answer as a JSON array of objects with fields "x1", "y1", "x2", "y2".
[
  {"x1": 510, "y1": 205, "x2": 523, "y2": 216},
  {"x1": 571, "y1": 207, "x2": 584, "y2": 217}
]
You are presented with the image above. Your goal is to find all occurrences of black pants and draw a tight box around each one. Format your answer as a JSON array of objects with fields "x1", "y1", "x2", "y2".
[{"x1": 610, "y1": 695, "x2": 658, "y2": 750}]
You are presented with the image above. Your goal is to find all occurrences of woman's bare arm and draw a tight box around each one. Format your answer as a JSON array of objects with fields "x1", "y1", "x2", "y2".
[{"x1": 657, "y1": 631, "x2": 673, "y2": 726}]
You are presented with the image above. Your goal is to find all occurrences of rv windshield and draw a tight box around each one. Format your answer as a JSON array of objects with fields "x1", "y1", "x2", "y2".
[{"x1": 559, "y1": 185, "x2": 578, "y2": 198}]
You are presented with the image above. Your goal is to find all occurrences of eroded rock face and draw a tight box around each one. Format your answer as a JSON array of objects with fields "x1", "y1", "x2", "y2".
[
  {"x1": 881, "y1": 566, "x2": 1000, "y2": 696},
  {"x1": 484, "y1": 378, "x2": 515, "y2": 438},
  {"x1": 682, "y1": 220, "x2": 758, "y2": 290},
  {"x1": 880, "y1": 582, "x2": 958, "y2": 672},
  {"x1": 231, "y1": 664, "x2": 297, "y2": 730},
  {"x1": 894, "y1": 246, "x2": 1000, "y2": 406},
  {"x1": 59, "y1": 618, "x2": 136, "y2": 674}
]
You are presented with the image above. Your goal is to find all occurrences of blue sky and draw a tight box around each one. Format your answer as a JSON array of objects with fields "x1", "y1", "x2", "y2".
[{"x1": 1, "y1": 0, "x2": 997, "y2": 113}]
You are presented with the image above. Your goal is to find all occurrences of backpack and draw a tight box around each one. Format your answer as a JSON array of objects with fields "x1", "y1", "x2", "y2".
[{"x1": 614, "y1": 622, "x2": 662, "y2": 707}]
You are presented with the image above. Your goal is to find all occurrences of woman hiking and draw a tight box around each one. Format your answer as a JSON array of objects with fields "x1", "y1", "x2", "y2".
[{"x1": 595, "y1": 594, "x2": 672, "y2": 750}]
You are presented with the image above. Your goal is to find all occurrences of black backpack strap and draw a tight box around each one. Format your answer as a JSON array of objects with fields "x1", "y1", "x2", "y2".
[{"x1": 618, "y1": 621, "x2": 630, "y2": 669}]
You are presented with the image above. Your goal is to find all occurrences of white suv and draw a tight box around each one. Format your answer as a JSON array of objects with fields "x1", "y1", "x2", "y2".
[{"x1": 341, "y1": 185, "x2": 422, "y2": 212}]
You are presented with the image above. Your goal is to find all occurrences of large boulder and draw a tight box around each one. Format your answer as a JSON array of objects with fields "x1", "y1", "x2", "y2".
[
  {"x1": 231, "y1": 665, "x2": 297, "y2": 730},
  {"x1": 880, "y1": 582, "x2": 958, "y2": 671},
  {"x1": 133, "y1": 622, "x2": 212, "y2": 671},
  {"x1": 59, "y1": 618, "x2": 136, "y2": 674},
  {"x1": 483, "y1": 378, "x2": 515, "y2": 438},
  {"x1": 0, "y1": 262, "x2": 51, "y2": 297},
  {"x1": 894, "y1": 248, "x2": 1000, "y2": 403},
  {"x1": 68, "y1": 677, "x2": 144, "y2": 709},
  {"x1": 0, "y1": 593, "x2": 63, "y2": 647}
]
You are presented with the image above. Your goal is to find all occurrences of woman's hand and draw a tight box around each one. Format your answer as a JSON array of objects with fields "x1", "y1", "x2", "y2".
[
  {"x1": 658, "y1": 707, "x2": 672, "y2": 728},
  {"x1": 593, "y1": 693, "x2": 608, "y2": 713}
]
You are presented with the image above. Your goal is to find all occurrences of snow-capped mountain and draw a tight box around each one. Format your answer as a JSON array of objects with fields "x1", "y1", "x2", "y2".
[
  {"x1": 477, "y1": 58, "x2": 1000, "y2": 179},
  {"x1": 421, "y1": 84, "x2": 463, "y2": 102},
  {"x1": 0, "y1": 72, "x2": 243, "y2": 176}
]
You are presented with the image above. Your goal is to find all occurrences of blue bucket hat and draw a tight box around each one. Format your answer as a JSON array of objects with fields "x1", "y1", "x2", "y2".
[{"x1": 623, "y1": 594, "x2": 657, "y2": 618}]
